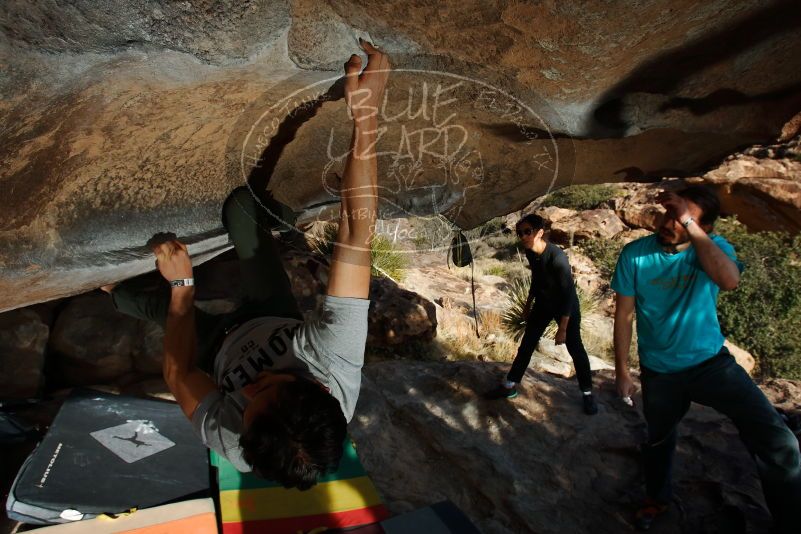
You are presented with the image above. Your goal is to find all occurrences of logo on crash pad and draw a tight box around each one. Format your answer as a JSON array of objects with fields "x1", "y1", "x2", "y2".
[{"x1": 90, "y1": 420, "x2": 175, "y2": 463}]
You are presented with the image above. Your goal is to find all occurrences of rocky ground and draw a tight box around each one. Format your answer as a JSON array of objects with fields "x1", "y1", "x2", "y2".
[{"x1": 352, "y1": 361, "x2": 801, "y2": 534}]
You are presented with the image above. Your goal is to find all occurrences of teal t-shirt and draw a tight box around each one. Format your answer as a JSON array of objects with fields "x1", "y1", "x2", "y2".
[{"x1": 611, "y1": 233, "x2": 742, "y2": 373}]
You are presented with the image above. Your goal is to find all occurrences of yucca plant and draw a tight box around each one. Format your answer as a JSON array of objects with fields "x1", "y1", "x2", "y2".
[
  {"x1": 502, "y1": 277, "x2": 599, "y2": 342},
  {"x1": 501, "y1": 277, "x2": 531, "y2": 342},
  {"x1": 307, "y1": 222, "x2": 339, "y2": 257},
  {"x1": 370, "y1": 234, "x2": 408, "y2": 281},
  {"x1": 310, "y1": 223, "x2": 408, "y2": 281}
]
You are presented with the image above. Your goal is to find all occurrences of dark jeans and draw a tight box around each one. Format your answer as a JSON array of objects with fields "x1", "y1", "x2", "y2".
[
  {"x1": 111, "y1": 186, "x2": 302, "y2": 372},
  {"x1": 641, "y1": 350, "x2": 801, "y2": 533},
  {"x1": 506, "y1": 302, "x2": 592, "y2": 392}
]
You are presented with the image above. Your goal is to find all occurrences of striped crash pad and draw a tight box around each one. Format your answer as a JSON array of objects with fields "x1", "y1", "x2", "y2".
[
  {"x1": 212, "y1": 439, "x2": 389, "y2": 533},
  {"x1": 31, "y1": 498, "x2": 218, "y2": 534}
]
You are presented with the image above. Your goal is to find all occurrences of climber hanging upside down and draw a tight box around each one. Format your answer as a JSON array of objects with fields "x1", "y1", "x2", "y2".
[{"x1": 102, "y1": 39, "x2": 390, "y2": 489}]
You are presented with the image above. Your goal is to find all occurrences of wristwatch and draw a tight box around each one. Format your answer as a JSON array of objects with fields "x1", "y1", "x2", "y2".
[
  {"x1": 681, "y1": 217, "x2": 695, "y2": 228},
  {"x1": 169, "y1": 278, "x2": 195, "y2": 287}
]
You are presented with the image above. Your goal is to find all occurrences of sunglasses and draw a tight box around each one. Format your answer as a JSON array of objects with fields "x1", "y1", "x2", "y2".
[{"x1": 516, "y1": 228, "x2": 534, "y2": 238}]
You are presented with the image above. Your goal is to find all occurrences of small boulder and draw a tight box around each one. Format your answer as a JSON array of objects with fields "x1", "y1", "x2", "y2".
[
  {"x1": 549, "y1": 209, "x2": 627, "y2": 246},
  {"x1": 368, "y1": 277, "x2": 437, "y2": 347},
  {"x1": 534, "y1": 206, "x2": 577, "y2": 225}
]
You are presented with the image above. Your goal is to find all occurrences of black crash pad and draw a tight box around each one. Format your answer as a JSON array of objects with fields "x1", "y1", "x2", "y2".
[{"x1": 6, "y1": 389, "x2": 209, "y2": 525}]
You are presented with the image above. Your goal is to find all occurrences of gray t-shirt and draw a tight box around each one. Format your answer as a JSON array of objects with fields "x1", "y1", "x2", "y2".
[{"x1": 191, "y1": 295, "x2": 370, "y2": 472}]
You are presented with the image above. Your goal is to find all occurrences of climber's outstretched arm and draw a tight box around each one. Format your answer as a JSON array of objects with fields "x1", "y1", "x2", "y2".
[{"x1": 326, "y1": 39, "x2": 389, "y2": 299}]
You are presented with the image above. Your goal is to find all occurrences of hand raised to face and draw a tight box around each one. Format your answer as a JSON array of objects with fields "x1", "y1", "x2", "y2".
[
  {"x1": 344, "y1": 39, "x2": 390, "y2": 124},
  {"x1": 656, "y1": 191, "x2": 691, "y2": 223}
]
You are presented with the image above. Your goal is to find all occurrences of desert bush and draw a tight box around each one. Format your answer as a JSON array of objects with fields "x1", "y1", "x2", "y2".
[
  {"x1": 483, "y1": 264, "x2": 508, "y2": 277},
  {"x1": 437, "y1": 305, "x2": 519, "y2": 362},
  {"x1": 501, "y1": 277, "x2": 599, "y2": 342},
  {"x1": 716, "y1": 218, "x2": 801, "y2": 379},
  {"x1": 370, "y1": 234, "x2": 409, "y2": 281},
  {"x1": 540, "y1": 184, "x2": 623, "y2": 211},
  {"x1": 501, "y1": 278, "x2": 531, "y2": 341},
  {"x1": 309, "y1": 223, "x2": 408, "y2": 282},
  {"x1": 579, "y1": 238, "x2": 626, "y2": 281}
]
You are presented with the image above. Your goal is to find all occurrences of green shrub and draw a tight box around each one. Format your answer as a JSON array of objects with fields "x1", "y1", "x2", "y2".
[
  {"x1": 540, "y1": 184, "x2": 623, "y2": 211},
  {"x1": 716, "y1": 218, "x2": 801, "y2": 379},
  {"x1": 579, "y1": 238, "x2": 626, "y2": 282},
  {"x1": 483, "y1": 264, "x2": 508, "y2": 277},
  {"x1": 370, "y1": 234, "x2": 408, "y2": 281},
  {"x1": 501, "y1": 276, "x2": 599, "y2": 342},
  {"x1": 309, "y1": 223, "x2": 408, "y2": 282}
]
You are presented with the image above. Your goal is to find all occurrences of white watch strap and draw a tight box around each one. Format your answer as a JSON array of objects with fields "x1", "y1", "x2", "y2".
[
  {"x1": 681, "y1": 217, "x2": 695, "y2": 228},
  {"x1": 169, "y1": 278, "x2": 195, "y2": 287}
]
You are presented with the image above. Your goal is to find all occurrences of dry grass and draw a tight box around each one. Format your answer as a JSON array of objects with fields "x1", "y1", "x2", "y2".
[
  {"x1": 450, "y1": 257, "x2": 529, "y2": 285},
  {"x1": 436, "y1": 304, "x2": 519, "y2": 362}
]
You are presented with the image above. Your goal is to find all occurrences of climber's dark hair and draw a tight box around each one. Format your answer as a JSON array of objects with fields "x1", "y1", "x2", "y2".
[
  {"x1": 239, "y1": 375, "x2": 347, "y2": 490},
  {"x1": 677, "y1": 185, "x2": 720, "y2": 226},
  {"x1": 516, "y1": 213, "x2": 546, "y2": 232}
]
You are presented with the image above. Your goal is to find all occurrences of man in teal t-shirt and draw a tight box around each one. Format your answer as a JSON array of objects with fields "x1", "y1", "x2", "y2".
[{"x1": 611, "y1": 185, "x2": 801, "y2": 533}]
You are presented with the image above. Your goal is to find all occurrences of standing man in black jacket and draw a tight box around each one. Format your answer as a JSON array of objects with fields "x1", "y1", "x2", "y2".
[{"x1": 486, "y1": 214, "x2": 597, "y2": 415}]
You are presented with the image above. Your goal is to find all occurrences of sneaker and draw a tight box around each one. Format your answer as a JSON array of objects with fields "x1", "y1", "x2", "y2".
[
  {"x1": 484, "y1": 385, "x2": 518, "y2": 400},
  {"x1": 635, "y1": 499, "x2": 668, "y2": 531},
  {"x1": 582, "y1": 394, "x2": 598, "y2": 415}
]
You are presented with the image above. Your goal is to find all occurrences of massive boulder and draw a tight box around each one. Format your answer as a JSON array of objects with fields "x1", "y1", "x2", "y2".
[{"x1": 2, "y1": 0, "x2": 801, "y2": 311}]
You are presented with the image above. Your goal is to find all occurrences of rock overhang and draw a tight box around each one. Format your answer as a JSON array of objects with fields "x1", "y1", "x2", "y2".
[{"x1": 1, "y1": 0, "x2": 800, "y2": 310}]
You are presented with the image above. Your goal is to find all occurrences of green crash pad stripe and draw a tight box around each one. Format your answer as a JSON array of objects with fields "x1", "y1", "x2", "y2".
[{"x1": 211, "y1": 438, "x2": 368, "y2": 491}]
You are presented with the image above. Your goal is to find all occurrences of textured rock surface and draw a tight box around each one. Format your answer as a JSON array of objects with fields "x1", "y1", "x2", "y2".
[
  {"x1": 2, "y1": 1, "x2": 801, "y2": 310},
  {"x1": 696, "y1": 137, "x2": 801, "y2": 232},
  {"x1": 0, "y1": 309, "x2": 49, "y2": 398},
  {"x1": 367, "y1": 277, "x2": 437, "y2": 347},
  {"x1": 549, "y1": 208, "x2": 628, "y2": 245},
  {"x1": 351, "y1": 360, "x2": 800, "y2": 534}
]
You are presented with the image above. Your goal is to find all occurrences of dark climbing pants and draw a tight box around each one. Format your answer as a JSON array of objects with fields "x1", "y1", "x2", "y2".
[
  {"x1": 641, "y1": 349, "x2": 801, "y2": 533},
  {"x1": 506, "y1": 302, "x2": 592, "y2": 392},
  {"x1": 111, "y1": 186, "x2": 302, "y2": 372}
]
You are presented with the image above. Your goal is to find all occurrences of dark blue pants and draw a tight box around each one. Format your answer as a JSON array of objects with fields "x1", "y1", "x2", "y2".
[
  {"x1": 506, "y1": 302, "x2": 592, "y2": 392},
  {"x1": 641, "y1": 350, "x2": 801, "y2": 533}
]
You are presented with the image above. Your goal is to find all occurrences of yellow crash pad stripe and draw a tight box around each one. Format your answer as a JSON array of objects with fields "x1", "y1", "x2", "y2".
[{"x1": 219, "y1": 476, "x2": 383, "y2": 522}]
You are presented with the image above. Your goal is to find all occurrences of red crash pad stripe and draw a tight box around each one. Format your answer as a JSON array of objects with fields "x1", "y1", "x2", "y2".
[{"x1": 220, "y1": 504, "x2": 389, "y2": 534}]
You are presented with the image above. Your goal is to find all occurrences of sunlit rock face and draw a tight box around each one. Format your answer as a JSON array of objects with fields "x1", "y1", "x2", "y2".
[{"x1": 2, "y1": 0, "x2": 800, "y2": 311}]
